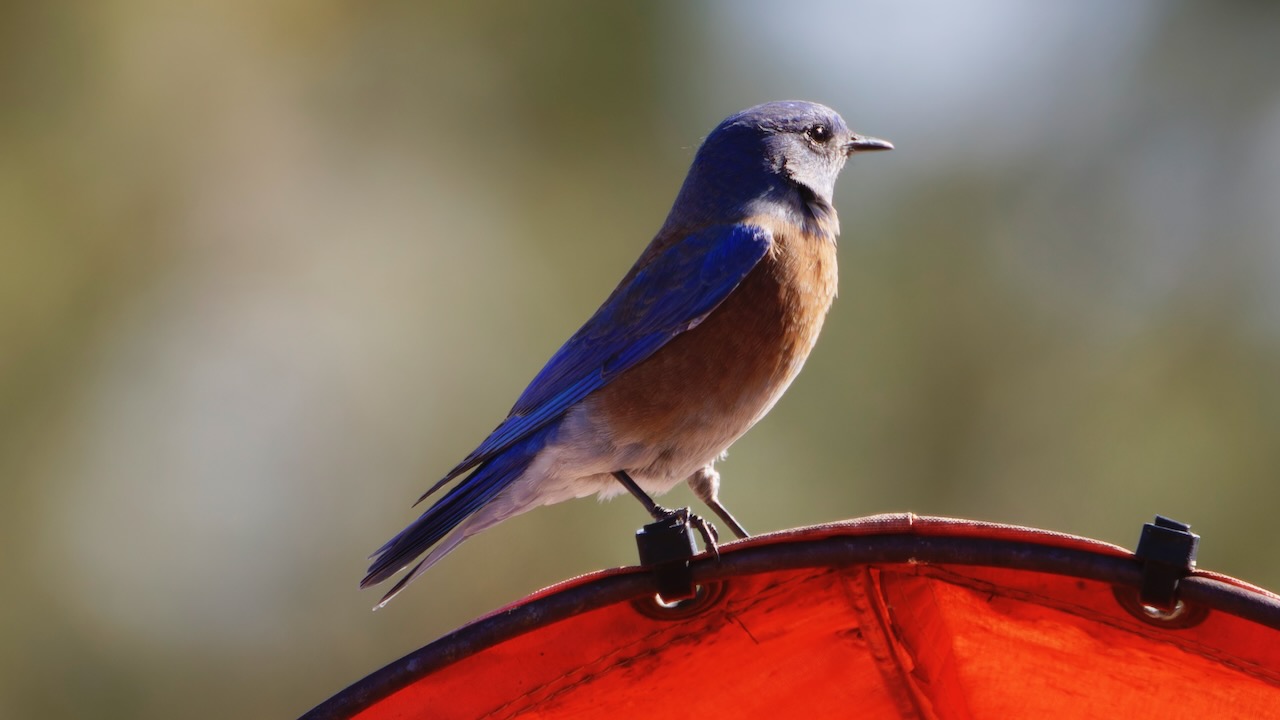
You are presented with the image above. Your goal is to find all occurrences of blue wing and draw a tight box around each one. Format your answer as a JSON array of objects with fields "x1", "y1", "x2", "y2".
[
  {"x1": 417, "y1": 223, "x2": 773, "y2": 503},
  {"x1": 364, "y1": 224, "x2": 771, "y2": 595}
]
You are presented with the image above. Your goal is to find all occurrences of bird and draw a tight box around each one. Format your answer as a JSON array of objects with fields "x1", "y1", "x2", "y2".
[{"x1": 362, "y1": 100, "x2": 891, "y2": 606}]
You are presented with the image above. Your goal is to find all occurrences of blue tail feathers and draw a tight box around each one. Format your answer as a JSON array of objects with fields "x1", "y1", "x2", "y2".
[{"x1": 362, "y1": 423, "x2": 555, "y2": 589}]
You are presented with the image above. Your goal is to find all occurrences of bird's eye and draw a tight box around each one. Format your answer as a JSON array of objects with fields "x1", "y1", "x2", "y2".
[{"x1": 806, "y1": 124, "x2": 832, "y2": 143}]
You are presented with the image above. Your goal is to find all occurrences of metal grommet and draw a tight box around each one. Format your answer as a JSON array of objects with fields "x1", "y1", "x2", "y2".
[
  {"x1": 1140, "y1": 599, "x2": 1187, "y2": 621},
  {"x1": 1112, "y1": 585, "x2": 1209, "y2": 629},
  {"x1": 631, "y1": 581, "x2": 727, "y2": 621}
]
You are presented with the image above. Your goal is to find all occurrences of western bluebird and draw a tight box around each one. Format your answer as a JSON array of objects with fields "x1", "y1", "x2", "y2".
[{"x1": 363, "y1": 101, "x2": 891, "y2": 605}]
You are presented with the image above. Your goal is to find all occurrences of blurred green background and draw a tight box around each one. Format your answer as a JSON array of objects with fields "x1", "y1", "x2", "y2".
[{"x1": 3, "y1": 1, "x2": 1279, "y2": 717}]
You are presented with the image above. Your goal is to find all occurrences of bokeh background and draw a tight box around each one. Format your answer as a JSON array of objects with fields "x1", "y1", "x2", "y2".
[{"x1": 4, "y1": 1, "x2": 1279, "y2": 717}]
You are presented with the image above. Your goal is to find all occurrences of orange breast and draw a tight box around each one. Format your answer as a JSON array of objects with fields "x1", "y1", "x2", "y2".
[{"x1": 592, "y1": 217, "x2": 838, "y2": 466}]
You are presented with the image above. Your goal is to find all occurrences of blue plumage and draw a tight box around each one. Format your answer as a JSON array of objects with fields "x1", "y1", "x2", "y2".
[
  {"x1": 413, "y1": 224, "x2": 771, "y2": 503},
  {"x1": 364, "y1": 424, "x2": 554, "y2": 593}
]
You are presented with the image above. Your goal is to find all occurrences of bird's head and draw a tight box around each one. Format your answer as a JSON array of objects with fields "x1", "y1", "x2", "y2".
[
  {"x1": 670, "y1": 101, "x2": 891, "y2": 233},
  {"x1": 737, "y1": 101, "x2": 892, "y2": 204}
]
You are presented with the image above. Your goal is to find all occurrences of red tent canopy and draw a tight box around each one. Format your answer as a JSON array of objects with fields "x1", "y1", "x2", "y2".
[{"x1": 302, "y1": 515, "x2": 1280, "y2": 719}]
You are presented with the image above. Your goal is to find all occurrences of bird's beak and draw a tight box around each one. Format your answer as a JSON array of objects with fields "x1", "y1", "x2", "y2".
[{"x1": 845, "y1": 135, "x2": 894, "y2": 155}]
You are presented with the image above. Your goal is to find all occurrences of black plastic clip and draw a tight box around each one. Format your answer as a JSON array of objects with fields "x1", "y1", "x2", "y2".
[
  {"x1": 1134, "y1": 515, "x2": 1199, "y2": 611},
  {"x1": 635, "y1": 509, "x2": 699, "y2": 603}
]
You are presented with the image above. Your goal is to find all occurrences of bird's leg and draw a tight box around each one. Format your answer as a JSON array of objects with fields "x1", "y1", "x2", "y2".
[
  {"x1": 613, "y1": 470, "x2": 720, "y2": 551},
  {"x1": 687, "y1": 465, "x2": 749, "y2": 539},
  {"x1": 612, "y1": 469, "x2": 669, "y2": 520}
]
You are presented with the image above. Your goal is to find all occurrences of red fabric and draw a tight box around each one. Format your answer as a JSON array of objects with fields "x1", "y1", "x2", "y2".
[{"x1": 350, "y1": 516, "x2": 1280, "y2": 719}]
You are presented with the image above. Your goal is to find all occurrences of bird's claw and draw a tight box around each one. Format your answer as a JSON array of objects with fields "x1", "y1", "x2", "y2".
[{"x1": 656, "y1": 505, "x2": 720, "y2": 559}]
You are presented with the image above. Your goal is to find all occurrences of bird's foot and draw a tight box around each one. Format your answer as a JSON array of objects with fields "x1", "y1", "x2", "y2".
[
  {"x1": 612, "y1": 471, "x2": 720, "y2": 557},
  {"x1": 654, "y1": 505, "x2": 720, "y2": 559}
]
